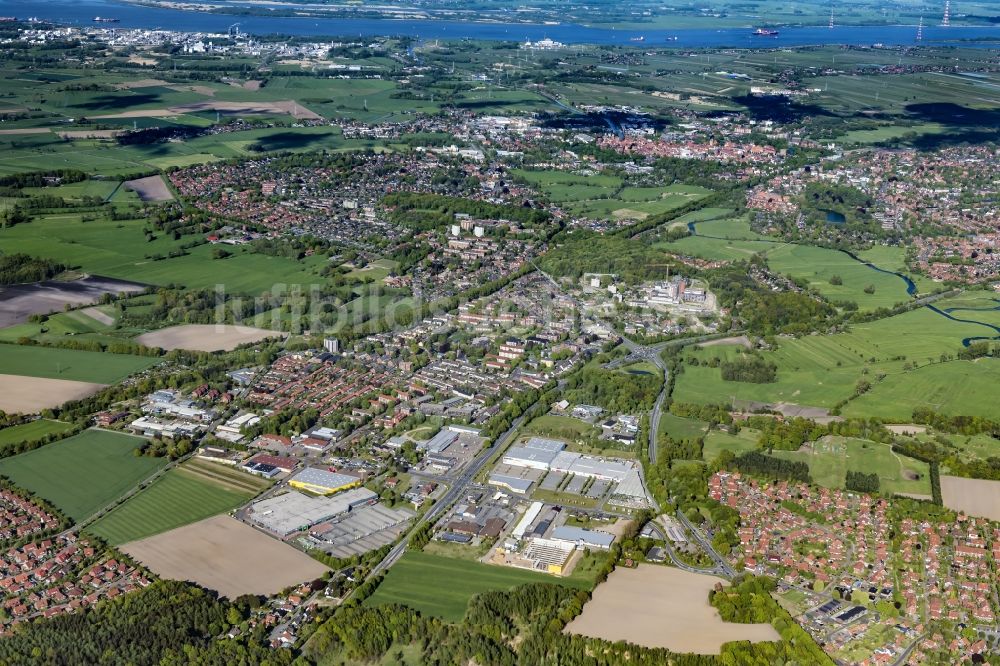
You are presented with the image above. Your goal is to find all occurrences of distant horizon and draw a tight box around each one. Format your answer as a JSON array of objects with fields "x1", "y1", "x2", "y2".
[{"x1": 7, "y1": 0, "x2": 1000, "y2": 47}]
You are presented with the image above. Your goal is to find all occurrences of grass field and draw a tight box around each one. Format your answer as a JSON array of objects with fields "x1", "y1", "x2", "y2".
[
  {"x1": 0, "y1": 429, "x2": 165, "y2": 521},
  {"x1": 662, "y1": 232, "x2": 779, "y2": 262},
  {"x1": 0, "y1": 344, "x2": 158, "y2": 383},
  {"x1": 766, "y1": 244, "x2": 913, "y2": 311},
  {"x1": 842, "y1": 359, "x2": 1000, "y2": 420},
  {"x1": 0, "y1": 213, "x2": 331, "y2": 293},
  {"x1": 687, "y1": 215, "x2": 771, "y2": 240},
  {"x1": 0, "y1": 118, "x2": 398, "y2": 176},
  {"x1": 856, "y1": 246, "x2": 937, "y2": 293},
  {"x1": 365, "y1": 551, "x2": 591, "y2": 622},
  {"x1": 512, "y1": 169, "x2": 709, "y2": 219},
  {"x1": 666, "y1": 228, "x2": 915, "y2": 311},
  {"x1": 839, "y1": 122, "x2": 949, "y2": 144},
  {"x1": 665, "y1": 221, "x2": 923, "y2": 310},
  {"x1": 673, "y1": 307, "x2": 998, "y2": 415},
  {"x1": 0, "y1": 308, "x2": 115, "y2": 343},
  {"x1": 702, "y1": 428, "x2": 759, "y2": 462},
  {"x1": 933, "y1": 293, "x2": 1000, "y2": 327},
  {"x1": 703, "y1": 429, "x2": 929, "y2": 494},
  {"x1": 771, "y1": 436, "x2": 930, "y2": 496},
  {"x1": 0, "y1": 419, "x2": 74, "y2": 451},
  {"x1": 658, "y1": 412, "x2": 708, "y2": 440},
  {"x1": 87, "y1": 460, "x2": 268, "y2": 545},
  {"x1": 934, "y1": 432, "x2": 1000, "y2": 462}
]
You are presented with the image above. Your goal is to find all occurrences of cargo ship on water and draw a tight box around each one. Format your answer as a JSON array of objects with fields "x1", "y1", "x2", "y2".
[
  {"x1": 92, "y1": 16, "x2": 120, "y2": 23},
  {"x1": 752, "y1": 27, "x2": 779, "y2": 36}
]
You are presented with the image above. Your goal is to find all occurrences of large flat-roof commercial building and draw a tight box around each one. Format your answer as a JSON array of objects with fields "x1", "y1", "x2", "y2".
[
  {"x1": 550, "y1": 525, "x2": 615, "y2": 549},
  {"x1": 289, "y1": 467, "x2": 362, "y2": 495},
  {"x1": 248, "y1": 487, "x2": 377, "y2": 536},
  {"x1": 489, "y1": 473, "x2": 534, "y2": 494},
  {"x1": 502, "y1": 437, "x2": 565, "y2": 470},
  {"x1": 549, "y1": 451, "x2": 634, "y2": 482},
  {"x1": 613, "y1": 468, "x2": 651, "y2": 504},
  {"x1": 420, "y1": 428, "x2": 460, "y2": 454}
]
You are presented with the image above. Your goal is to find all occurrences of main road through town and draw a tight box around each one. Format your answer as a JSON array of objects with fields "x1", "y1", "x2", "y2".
[
  {"x1": 367, "y1": 262, "x2": 737, "y2": 582},
  {"x1": 369, "y1": 404, "x2": 537, "y2": 577}
]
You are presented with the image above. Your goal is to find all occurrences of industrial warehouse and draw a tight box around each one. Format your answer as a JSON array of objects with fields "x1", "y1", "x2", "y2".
[
  {"x1": 307, "y1": 503, "x2": 414, "y2": 559},
  {"x1": 490, "y1": 436, "x2": 652, "y2": 508},
  {"x1": 288, "y1": 467, "x2": 362, "y2": 495},
  {"x1": 496, "y1": 501, "x2": 618, "y2": 575},
  {"x1": 246, "y1": 487, "x2": 378, "y2": 537}
]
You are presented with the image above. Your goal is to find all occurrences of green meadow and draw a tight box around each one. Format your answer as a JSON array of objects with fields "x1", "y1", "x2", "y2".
[
  {"x1": 0, "y1": 213, "x2": 330, "y2": 294},
  {"x1": 512, "y1": 169, "x2": 710, "y2": 219},
  {"x1": 664, "y1": 219, "x2": 919, "y2": 311},
  {"x1": 842, "y1": 359, "x2": 1000, "y2": 421},
  {"x1": 765, "y1": 244, "x2": 913, "y2": 311},
  {"x1": 702, "y1": 428, "x2": 759, "y2": 462},
  {"x1": 661, "y1": 231, "x2": 779, "y2": 262},
  {"x1": 0, "y1": 344, "x2": 158, "y2": 384},
  {"x1": 0, "y1": 429, "x2": 165, "y2": 521},
  {"x1": 87, "y1": 462, "x2": 266, "y2": 545},
  {"x1": 702, "y1": 429, "x2": 930, "y2": 496},
  {"x1": 0, "y1": 308, "x2": 118, "y2": 344},
  {"x1": 674, "y1": 307, "x2": 998, "y2": 416},
  {"x1": 932, "y1": 293, "x2": 1000, "y2": 328},
  {"x1": 658, "y1": 412, "x2": 708, "y2": 440},
  {"x1": 770, "y1": 436, "x2": 931, "y2": 497},
  {"x1": 365, "y1": 551, "x2": 590, "y2": 622},
  {"x1": 0, "y1": 419, "x2": 74, "y2": 452}
]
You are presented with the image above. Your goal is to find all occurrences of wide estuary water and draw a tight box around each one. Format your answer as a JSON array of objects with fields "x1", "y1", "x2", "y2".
[{"x1": 7, "y1": 0, "x2": 1000, "y2": 46}]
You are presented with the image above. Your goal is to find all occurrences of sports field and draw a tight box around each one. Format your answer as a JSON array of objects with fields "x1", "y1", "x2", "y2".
[
  {"x1": 365, "y1": 551, "x2": 590, "y2": 622},
  {"x1": 88, "y1": 460, "x2": 268, "y2": 544},
  {"x1": 0, "y1": 419, "x2": 74, "y2": 452},
  {"x1": 0, "y1": 344, "x2": 158, "y2": 384},
  {"x1": 0, "y1": 429, "x2": 165, "y2": 521}
]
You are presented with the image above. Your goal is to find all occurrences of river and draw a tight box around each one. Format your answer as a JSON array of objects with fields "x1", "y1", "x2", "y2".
[{"x1": 10, "y1": 0, "x2": 1000, "y2": 46}]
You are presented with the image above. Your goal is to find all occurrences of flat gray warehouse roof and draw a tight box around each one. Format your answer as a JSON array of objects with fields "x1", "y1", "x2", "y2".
[{"x1": 248, "y1": 487, "x2": 377, "y2": 536}]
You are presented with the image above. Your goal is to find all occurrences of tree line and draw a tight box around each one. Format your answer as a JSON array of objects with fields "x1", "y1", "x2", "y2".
[
  {"x1": 720, "y1": 356, "x2": 777, "y2": 383},
  {"x1": 0, "y1": 580, "x2": 289, "y2": 666},
  {"x1": 382, "y1": 192, "x2": 550, "y2": 232},
  {"x1": 845, "y1": 470, "x2": 880, "y2": 494},
  {"x1": 723, "y1": 450, "x2": 812, "y2": 483},
  {"x1": 0, "y1": 253, "x2": 65, "y2": 286},
  {"x1": 563, "y1": 367, "x2": 662, "y2": 414}
]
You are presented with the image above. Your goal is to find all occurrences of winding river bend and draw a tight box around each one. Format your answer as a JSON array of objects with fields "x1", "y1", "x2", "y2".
[
  {"x1": 926, "y1": 300, "x2": 1000, "y2": 346},
  {"x1": 684, "y1": 220, "x2": 1000, "y2": 346}
]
